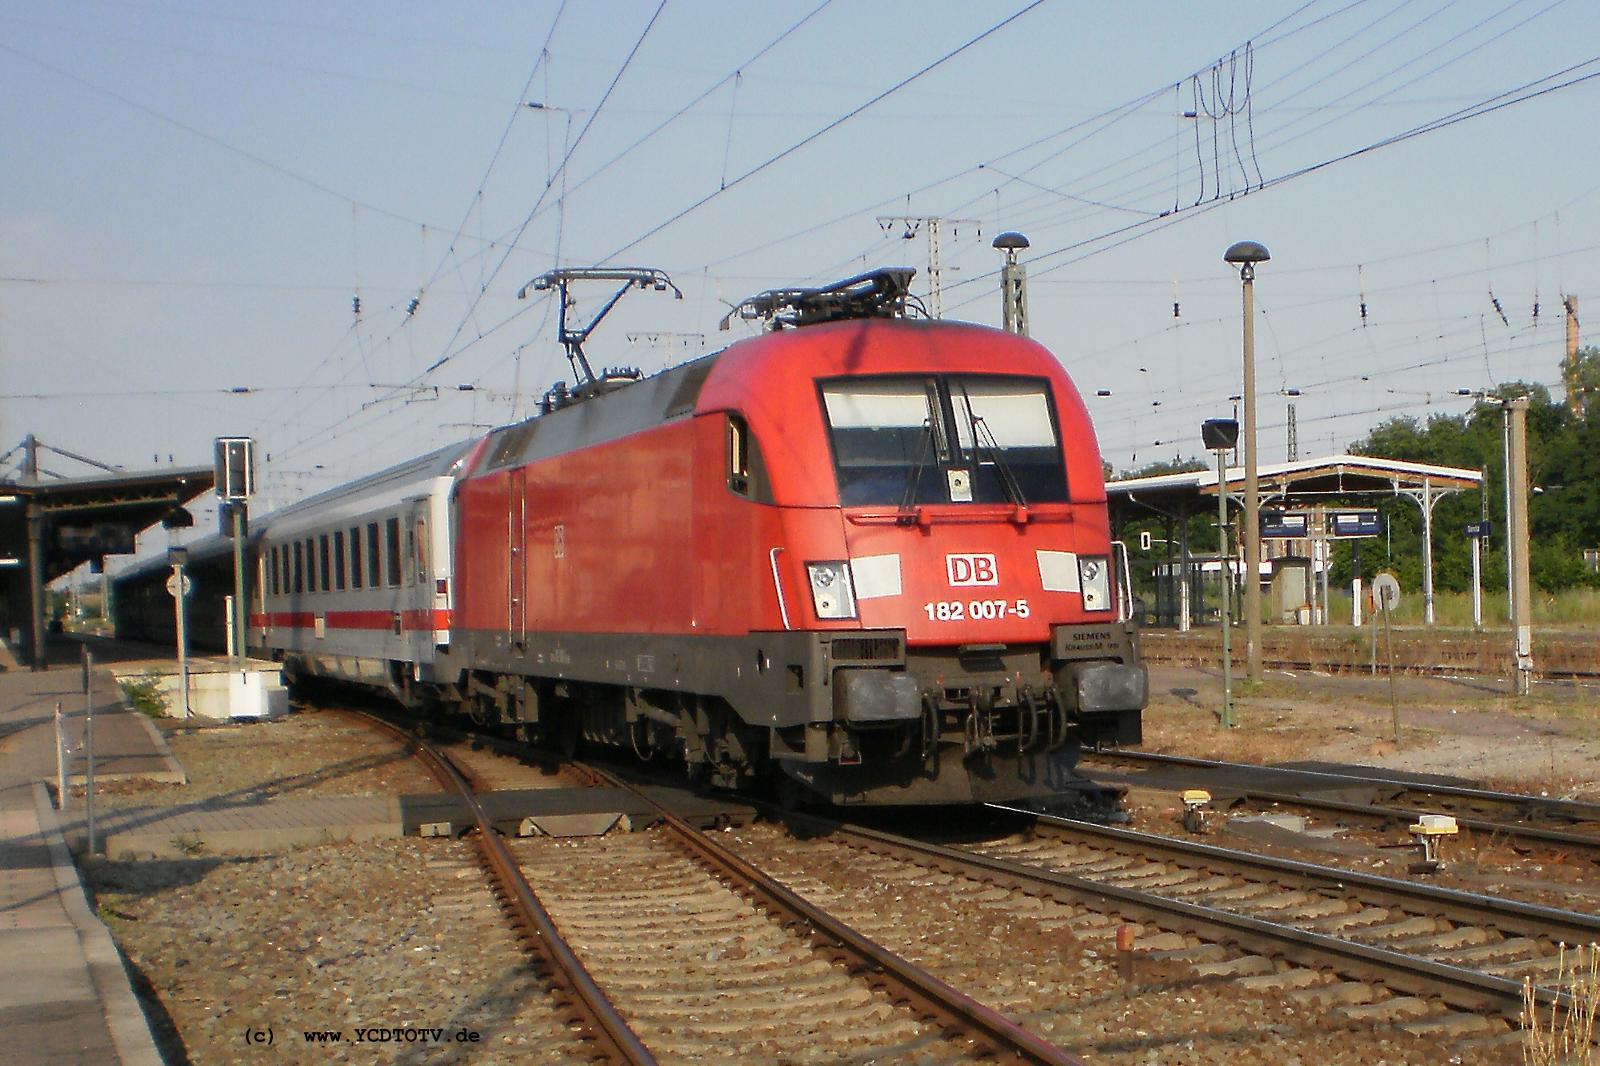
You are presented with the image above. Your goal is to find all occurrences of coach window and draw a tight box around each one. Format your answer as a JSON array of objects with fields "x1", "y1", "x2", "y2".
[
  {"x1": 366, "y1": 523, "x2": 381, "y2": 588},
  {"x1": 293, "y1": 541, "x2": 304, "y2": 594},
  {"x1": 307, "y1": 538, "x2": 319, "y2": 593},
  {"x1": 319, "y1": 535, "x2": 331, "y2": 593},
  {"x1": 274, "y1": 546, "x2": 284, "y2": 596},
  {"x1": 386, "y1": 517, "x2": 402, "y2": 587},
  {"x1": 404, "y1": 527, "x2": 415, "y2": 587},
  {"x1": 414, "y1": 517, "x2": 429, "y2": 584},
  {"x1": 333, "y1": 530, "x2": 346, "y2": 591},
  {"x1": 350, "y1": 527, "x2": 363, "y2": 589}
]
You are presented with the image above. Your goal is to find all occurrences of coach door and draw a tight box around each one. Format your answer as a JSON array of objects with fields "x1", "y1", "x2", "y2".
[{"x1": 508, "y1": 468, "x2": 527, "y2": 643}]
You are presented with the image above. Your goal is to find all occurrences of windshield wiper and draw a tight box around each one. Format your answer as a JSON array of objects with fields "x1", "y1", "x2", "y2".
[
  {"x1": 899, "y1": 419, "x2": 935, "y2": 513},
  {"x1": 956, "y1": 390, "x2": 1026, "y2": 507}
]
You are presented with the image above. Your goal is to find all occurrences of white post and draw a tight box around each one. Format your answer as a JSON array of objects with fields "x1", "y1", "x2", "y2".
[
  {"x1": 54, "y1": 700, "x2": 67, "y2": 810},
  {"x1": 1470, "y1": 535, "x2": 1483, "y2": 630},
  {"x1": 224, "y1": 594, "x2": 236, "y2": 664},
  {"x1": 1421, "y1": 477, "x2": 1435, "y2": 626},
  {"x1": 174, "y1": 564, "x2": 192, "y2": 724},
  {"x1": 1178, "y1": 573, "x2": 1191, "y2": 633},
  {"x1": 1351, "y1": 577, "x2": 1363, "y2": 628},
  {"x1": 83, "y1": 648, "x2": 96, "y2": 856}
]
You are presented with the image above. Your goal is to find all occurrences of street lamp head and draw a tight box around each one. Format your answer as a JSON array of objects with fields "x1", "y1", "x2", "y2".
[
  {"x1": 992, "y1": 231, "x2": 1030, "y2": 251},
  {"x1": 1223, "y1": 240, "x2": 1270, "y2": 265}
]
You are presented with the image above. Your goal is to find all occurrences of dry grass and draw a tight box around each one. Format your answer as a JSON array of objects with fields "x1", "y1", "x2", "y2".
[
  {"x1": 1143, "y1": 624, "x2": 1599, "y2": 679},
  {"x1": 1523, "y1": 943, "x2": 1599, "y2": 1064}
]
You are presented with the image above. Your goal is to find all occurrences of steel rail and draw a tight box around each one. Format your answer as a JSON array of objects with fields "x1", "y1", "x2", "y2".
[
  {"x1": 771, "y1": 806, "x2": 1580, "y2": 1019},
  {"x1": 1083, "y1": 748, "x2": 1600, "y2": 852},
  {"x1": 353, "y1": 713, "x2": 656, "y2": 1065},
  {"x1": 577, "y1": 763, "x2": 1083, "y2": 1066},
  {"x1": 997, "y1": 807, "x2": 1600, "y2": 945}
]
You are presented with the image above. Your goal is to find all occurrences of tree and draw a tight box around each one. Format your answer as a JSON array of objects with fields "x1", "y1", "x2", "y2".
[{"x1": 1347, "y1": 375, "x2": 1599, "y2": 592}]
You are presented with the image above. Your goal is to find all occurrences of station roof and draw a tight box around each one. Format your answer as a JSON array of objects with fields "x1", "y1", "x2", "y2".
[
  {"x1": 1, "y1": 465, "x2": 214, "y2": 581},
  {"x1": 1107, "y1": 453, "x2": 1482, "y2": 507}
]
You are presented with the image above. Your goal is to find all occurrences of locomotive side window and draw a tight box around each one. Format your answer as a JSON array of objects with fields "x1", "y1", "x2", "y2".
[
  {"x1": 366, "y1": 523, "x2": 381, "y2": 588},
  {"x1": 725, "y1": 414, "x2": 773, "y2": 501},
  {"x1": 821, "y1": 375, "x2": 1068, "y2": 507},
  {"x1": 386, "y1": 517, "x2": 402, "y2": 587},
  {"x1": 350, "y1": 526, "x2": 363, "y2": 589},
  {"x1": 333, "y1": 530, "x2": 346, "y2": 591}
]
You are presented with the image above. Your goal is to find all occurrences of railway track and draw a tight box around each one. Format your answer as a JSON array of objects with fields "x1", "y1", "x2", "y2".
[
  {"x1": 748, "y1": 803, "x2": 1596, "y2": 1057},
  {"x1": 353, "y1": 711, "x2": 1082, "y2": 1064},
  {"x1": 1082, "y1": 748, "x2": 1600, "y2": 862}
]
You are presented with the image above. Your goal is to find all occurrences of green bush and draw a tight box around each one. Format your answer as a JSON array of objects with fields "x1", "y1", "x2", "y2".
[{"x1": 119, "y1": 670, "x2": 168, "y2": 718}]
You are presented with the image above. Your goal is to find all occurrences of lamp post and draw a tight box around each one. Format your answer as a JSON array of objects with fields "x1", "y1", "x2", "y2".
[
  {"x1": 1203, "y1": 418, "x2": 1240, "y2": 728},
  {"x1": 993, "y1": 231, "x2": 1030, "y2": 336},
  {"x1": 1224, "y1": 240, "x2": 1270, "y2": 684}
]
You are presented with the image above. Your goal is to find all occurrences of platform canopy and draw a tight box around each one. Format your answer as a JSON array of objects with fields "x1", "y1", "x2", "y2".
[
  {"x1": 0, "y1": 459, "x2": 213, "y2": 668},
  {"x1": 1107, "y1": 453, "x2": 1484, "y2": 627},
  {"x1": 1106, "y1": 453, "x2": 1481, "y2": 503}
]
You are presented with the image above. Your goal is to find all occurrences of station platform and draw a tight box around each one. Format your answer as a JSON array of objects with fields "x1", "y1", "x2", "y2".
[
  {"x1": 71, "y1": 784, "x2": 751, "y2": 859},
  {"x1": 0, "y1": 649, "x2": 164, "y2": 1066}
]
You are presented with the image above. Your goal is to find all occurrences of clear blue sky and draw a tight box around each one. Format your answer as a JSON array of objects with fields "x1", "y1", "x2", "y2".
[{"x1": 4, "y1": 1, "x2": 1598, "y2": 547}]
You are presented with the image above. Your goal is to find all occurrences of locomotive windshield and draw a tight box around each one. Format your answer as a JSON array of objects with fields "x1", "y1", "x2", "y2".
[{"x1": 821, "y1": 375, "x2": 1069, "y2": 507}]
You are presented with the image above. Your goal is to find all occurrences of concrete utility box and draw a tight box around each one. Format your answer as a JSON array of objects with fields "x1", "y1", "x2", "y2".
[
  {"x1": 1269, "y1": 557, "x2": 1312, "y2": 624},
  {"x1": 122, "y1": 667, "x2": 289, "y2": 721},
  {"x1": 227, "y1": 670, "x2": 288, "y2": 719}
]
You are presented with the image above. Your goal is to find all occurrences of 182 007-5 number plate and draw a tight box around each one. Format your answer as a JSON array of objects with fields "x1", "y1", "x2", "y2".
[{"x1": 923, "y1": 599, "x2": 1030, "y2": 621}]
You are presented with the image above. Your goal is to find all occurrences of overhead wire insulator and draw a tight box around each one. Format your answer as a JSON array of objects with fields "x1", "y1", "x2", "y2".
[
  {"x1": 406, "y1": 297, "x2": 420, "y2": 317},
  {"x1": 352, "y1": 295, "x2": 362, "y2": 316},
  {"x1": 1489, "y1": 291, "x2": 1508, "y2": 328},
  {"x1": 1358, "y1": 263, "x2": 1368, "y2": 326}
]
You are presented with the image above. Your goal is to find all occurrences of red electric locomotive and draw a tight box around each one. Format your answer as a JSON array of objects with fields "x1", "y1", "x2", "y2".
[{"x1": 446, "y1": 269, "x2": 1145, "y2": 805}]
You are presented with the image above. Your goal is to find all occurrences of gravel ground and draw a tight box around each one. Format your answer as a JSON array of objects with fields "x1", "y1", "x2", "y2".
[
  {"x1": 76, "y1": 679, "x2": 1589, "y2": 1063},
  {"x1": 723, "y1": 821, "x2": 1500, "y2": 1066},
  {"x1": 87, "y1": 839, "x2": 595, "y2": 1064},
  {"x1": 1140, "y1": 664, "x2": 1600, "y2": 800},
  {"x1": 77, "y1": 711, "x2": 439, "y2": 810}
]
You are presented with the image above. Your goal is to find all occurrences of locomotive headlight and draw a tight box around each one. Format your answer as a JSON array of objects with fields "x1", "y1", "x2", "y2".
[
  {"x1": 806, "y1": 561, "x2": 858, "y2": 620},
  {"x1": 1079, "y1": 555, "x2": 1112, "y2": 612}
]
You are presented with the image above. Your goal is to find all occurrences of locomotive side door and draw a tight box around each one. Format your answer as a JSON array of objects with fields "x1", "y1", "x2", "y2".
[{"x1": 508, "y1": 467, "x2": 527, "y2": 643}]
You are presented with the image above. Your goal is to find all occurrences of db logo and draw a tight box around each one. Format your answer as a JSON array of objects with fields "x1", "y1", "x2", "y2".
[{"x1": 946, "y1": 554, "x2": 998, "y2": 587}]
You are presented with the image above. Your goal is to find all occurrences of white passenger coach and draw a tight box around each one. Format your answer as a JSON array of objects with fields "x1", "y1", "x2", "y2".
[{"x1": 255, "y1": 442, "x2": 475, "y2": 699}]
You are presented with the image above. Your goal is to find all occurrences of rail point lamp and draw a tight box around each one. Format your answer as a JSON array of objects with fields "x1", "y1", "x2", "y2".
[
  {"x1": 1223, "y1": 240, "x2": 1270, "y2": 684},
  {"x1": 993, "y1": 231, "x2": 1030, "y2": 336},
  {"x1": 1202, "y1": 417, "x2": 1240, "y2": 728}
]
